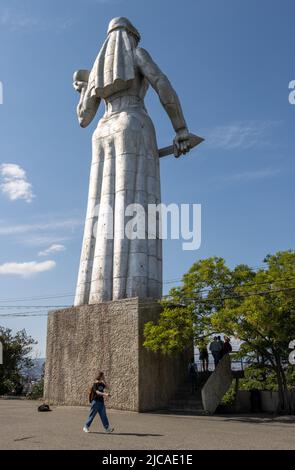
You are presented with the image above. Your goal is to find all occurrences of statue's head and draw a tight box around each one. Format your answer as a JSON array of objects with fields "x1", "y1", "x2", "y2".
[
  {"x1": 89, "y1": 17, "x2": 140, "y2": 98},
  {"x1": 107, "y1": 17, "x2": 140, "y2": 44}
]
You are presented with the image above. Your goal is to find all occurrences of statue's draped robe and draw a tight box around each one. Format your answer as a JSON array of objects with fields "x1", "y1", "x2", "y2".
[{"x1": 75, "y1": 32, "x2": 162, "y2": 305}]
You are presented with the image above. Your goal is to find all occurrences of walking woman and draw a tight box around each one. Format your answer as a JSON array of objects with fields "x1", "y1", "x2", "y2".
[{"x1": 83, "y1": 372, "x2": 114, "y2": 433}]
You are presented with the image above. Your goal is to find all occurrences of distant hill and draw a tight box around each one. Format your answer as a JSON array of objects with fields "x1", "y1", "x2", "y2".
[{"x1": 22, "y1": 358, "x2": 45, "y2": 380}]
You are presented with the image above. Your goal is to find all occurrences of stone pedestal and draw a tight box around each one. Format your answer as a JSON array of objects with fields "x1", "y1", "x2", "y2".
[{"x1": 44, "y1": 297, "x2": 187, "y2": 411}]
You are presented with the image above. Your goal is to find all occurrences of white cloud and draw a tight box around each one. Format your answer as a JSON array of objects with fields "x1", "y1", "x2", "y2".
[
  {"x1": 0, "y1": 218, "x2": 82, "y2": 236},
  {"x1": 38, "y1": 244, "x2": 66, "y2": 257},
  {"x1": 24, "y1": 235, "x2": 70, "y2": 248},
  {"x1": 87, "y1": 0, "x2": 123, "y2": 3},
  {"x1": 0, "y1": 163, "x2": 34, "y2": 203},
  {"x1": 0, "y1": 11, "x2": 76, "y2": 32},
  {"x1": 0, "y1": 216, "x2": 82, "y2": 249},
  {"x1": 222, "y1": 168, "x2": 281, "y2": 182},
  {"x1": 205, "y1": 121, "x2": 279, "y2": 150},
  {"x1": 0, "y1": 164, "x2": 26, "y2": 179},
  {"x1": 0, "y1": 260, "x2": 56, "y2": 278},
  {"x1": 214, "y1": 168, "x2": 281, "y2": 186}
]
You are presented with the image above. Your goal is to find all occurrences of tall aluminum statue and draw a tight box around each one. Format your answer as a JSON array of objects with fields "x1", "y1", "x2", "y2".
[{"x1": 73, "y1": 17, "x2": 200, "y2": 306}]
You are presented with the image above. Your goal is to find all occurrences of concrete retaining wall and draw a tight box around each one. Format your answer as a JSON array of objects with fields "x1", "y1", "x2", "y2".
[
  {"x1": 44, "y1": 297, "x2": 187, "y2": 411},
  {"x1": 234, "y1": 390, "x2": 295, "y2": 413},
  {"x1": 201, "y1": 354, "x2": 232, "y2": 414}
]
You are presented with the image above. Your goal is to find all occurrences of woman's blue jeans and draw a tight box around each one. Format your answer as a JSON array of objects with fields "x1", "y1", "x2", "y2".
[{"x1": 85, "y1": 400, "x2": 109, "y2": 429}]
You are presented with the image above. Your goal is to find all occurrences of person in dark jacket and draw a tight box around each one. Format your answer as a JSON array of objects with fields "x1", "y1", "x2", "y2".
[
  {"x1": 209, "y1": 337, "x2": 222, "y2": 368},
  {"x1": 83, "y1": 372, "x2": 114, "y2": 433},
  {"x1": 188, "y1": 358, "x2": 198, "y2": 394},
  {"x1": 199, "y1": 342, "x2": 209, "y2": 372},
  {"x1": 217, "y1": 336, "x2": 224, "y2": 357},
  {"x1": 222, "y1": 336, "x2": 232, "y2": 356}
]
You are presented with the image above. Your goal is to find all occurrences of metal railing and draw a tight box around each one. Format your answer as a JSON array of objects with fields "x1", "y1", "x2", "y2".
[{"x1": 194, "y1": 350, "x2": 245, "y2": 372}]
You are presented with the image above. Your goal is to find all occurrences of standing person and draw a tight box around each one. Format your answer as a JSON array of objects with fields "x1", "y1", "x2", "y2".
[
  {"x1": 209, "y1": 337, "x2": 222, "y2": 368},
  {"x1": 83, "y1": 372, "x2": 114, "y2": 433},
  {"x1": 199, "y1": 342, "x2": 209, "y2": 372},
  {"x1": 222, "y1": 336, "x2": 232, "y2": 355},
  {"x1": 188, "y1": 358, "x2": 198, "y2": 394},
  {"x1": 217, "y1": 336, "x2": 224, "y2": 359}
]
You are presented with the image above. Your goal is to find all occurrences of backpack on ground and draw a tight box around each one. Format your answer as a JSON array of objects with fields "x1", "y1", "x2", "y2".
[{"x1": 38, "y1": 404, "x2": 51, "y2": 412}]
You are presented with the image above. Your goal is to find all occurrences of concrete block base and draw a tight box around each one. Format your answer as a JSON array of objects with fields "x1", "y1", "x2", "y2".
[{"x1": 44, "y1": 297, "x2": 187, "y2": 411}]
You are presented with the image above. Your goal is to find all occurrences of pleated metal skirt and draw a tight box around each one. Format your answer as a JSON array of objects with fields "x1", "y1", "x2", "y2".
[{"x1": 74, "y1": 95, "x2": 162, "y2": 305}]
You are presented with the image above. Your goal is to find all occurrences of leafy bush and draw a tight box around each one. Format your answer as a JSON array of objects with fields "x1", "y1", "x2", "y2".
[
  {"x1": 27, "y1": 379, "x2": 44, "y2": 400},
  {"x1": 0, "y1": 326, "x2": 36, "y2": 395},
  {"x1": 220, "y1": 381, "x2": 236, "y2": 406}
]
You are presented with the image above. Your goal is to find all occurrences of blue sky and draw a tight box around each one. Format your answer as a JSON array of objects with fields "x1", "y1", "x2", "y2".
[{"x1": 0, "y1": 0, "x2": 294, "y2": 356}]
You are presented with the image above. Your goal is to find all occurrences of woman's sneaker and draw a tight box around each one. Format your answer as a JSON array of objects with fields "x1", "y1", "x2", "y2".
[
  {"x1": 105, "y1": 426, "x2": 114, "y2": 433},
  {"x1": 83, "y1": 426, "x2": 90, "y2": 433}
]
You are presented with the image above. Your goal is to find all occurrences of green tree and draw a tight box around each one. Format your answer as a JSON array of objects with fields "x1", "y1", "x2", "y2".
[
  {"x1": 212, "y1": 251, "x2": 295, "y2": 411},
  {"x1": 0, "y1": 327, "x2": 37, "y2": 395},
  {"x1": 28, "y1": 379, "x2": 44, "y2": 400},
  {"x1": 144, "y1": 251, "x2": 295, "y2": 411},
  {"x1": 27, "y1": 362, "x2": 45, "y2": 400},
  {"x1": 144, "y1": 256, "x2": 254, "y2": 352}
]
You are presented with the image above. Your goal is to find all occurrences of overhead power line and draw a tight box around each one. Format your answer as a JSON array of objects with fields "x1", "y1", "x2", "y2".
[
  {"x1": 0, "y1": 293, "x2": 75, "y2": 303},
  {"x1": 1, "y1": 272, "x2": 295, "y2": 304},
  {"x1": 0, "y1": 312, "x2": 49, "y2": 318},
  {"x1": 1, "y1": 286, "x2": 295, "y2": 318},
  {"x1": 0, "y1": 305, "x2": 70, "y2": 309},
  {"x1": 0, "y1": 263, "x2": 272, "y2": 303},
  {"x1": 163, "y1": 286, "x2": 295, "y2": 303}
]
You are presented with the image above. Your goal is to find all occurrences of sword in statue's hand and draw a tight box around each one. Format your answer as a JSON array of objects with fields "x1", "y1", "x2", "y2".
[{"x1": 159, "y1": 133, "x2": 204, "y2": 158}]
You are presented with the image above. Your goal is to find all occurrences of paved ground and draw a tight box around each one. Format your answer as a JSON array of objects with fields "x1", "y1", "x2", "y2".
[{"x1": 0, "y1": 399, "x2": 294, "y2": 450}]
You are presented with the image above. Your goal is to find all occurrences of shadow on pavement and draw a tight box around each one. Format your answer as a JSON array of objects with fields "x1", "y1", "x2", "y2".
[
  {"x1": 90, "y1": 432, "x2": 163, "y2": 437},
  {"x1": 222, "y1": 415, "x2": 295, "y2": 426},
  {"x1": 149, "y1": 410, "x2": 295, "y2": 426},
  {"x1": 149, "y1": 410, "x2": 209, "y2": 417},
  {"x1": 14, "y1": 436, "x2": 36, "y2": 442}
]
